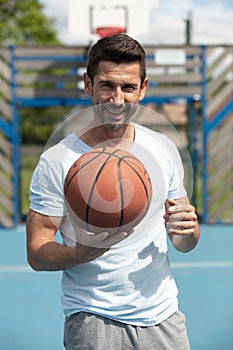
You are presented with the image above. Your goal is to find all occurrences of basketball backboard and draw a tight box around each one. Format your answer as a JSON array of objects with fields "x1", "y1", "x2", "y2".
[{"x1": 67, "y1": 0, "x2": 157, "y2": 43}]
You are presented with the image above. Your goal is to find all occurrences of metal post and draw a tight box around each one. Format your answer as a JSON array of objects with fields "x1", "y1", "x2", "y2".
[
  {"x1": 187, "y1": 101, "x2": 198, "y2": 210},
  {"x1": 200, "y1": 45, "x2": 208, "y2": 223},
  {"x1": 185, "y1": 12, "x2": 192, "y2": 45},
  {"x1": 9, "y1": 45, "x2": 21, "y2": 226}
]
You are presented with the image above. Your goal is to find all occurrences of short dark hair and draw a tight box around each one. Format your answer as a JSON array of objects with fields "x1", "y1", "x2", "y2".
[{"x1": 86, "y1": 34, "x2": 146, "y2": 86}]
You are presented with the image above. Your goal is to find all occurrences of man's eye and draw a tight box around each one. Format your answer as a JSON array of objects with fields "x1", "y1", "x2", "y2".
[
  {"x1": 124, "y1": 85, "x2": 137, "y2": 92},
  {"x1": 101, "y1": 83, "x2": 112, "y2": 89}
]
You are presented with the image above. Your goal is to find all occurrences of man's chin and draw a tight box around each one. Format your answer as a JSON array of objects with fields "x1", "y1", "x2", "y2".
[{"x1": 104, "y1": 122, "x2": 126, "y2": 130}]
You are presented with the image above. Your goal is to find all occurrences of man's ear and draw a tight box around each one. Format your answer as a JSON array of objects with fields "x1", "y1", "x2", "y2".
[
  {"x1": 139, "y1": 77, "x2": 149, "y2": 101},
  {"x1": 83, "y1": 72, "x2": 92, "y2": 96}
]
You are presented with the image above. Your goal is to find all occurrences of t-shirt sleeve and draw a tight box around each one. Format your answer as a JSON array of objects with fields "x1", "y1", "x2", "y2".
[
  {"x1": 137, "y1": 125, "x2": 188, "y2": 201},
  {"x1": 164, "y1": 137, "x2": 187, "y2": 200},
  {"x1": 29, "y1": 154, "x2": 66, "y2": 217}
]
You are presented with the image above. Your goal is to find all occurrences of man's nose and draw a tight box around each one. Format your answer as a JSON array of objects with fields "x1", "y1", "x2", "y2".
[{"x1": 110, "y1": 87, "x2": 124, "y2": 103}]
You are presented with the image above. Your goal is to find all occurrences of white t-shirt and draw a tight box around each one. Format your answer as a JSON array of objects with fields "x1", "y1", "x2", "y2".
[{"x1": 29, "y1": 123, "x2": 186, "y2": 326}]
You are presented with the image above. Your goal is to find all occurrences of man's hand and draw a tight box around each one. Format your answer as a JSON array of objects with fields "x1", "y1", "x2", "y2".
[
  {"x1": 69, "y1": 226, "x2": 133, "y2": 264},
  {"x1": 164, "y1": 198, "x2": 197, "y2": 235},
  {"x1": 72, "y1": 223, "x2": 133, "y2": 249},
  {"x1": 164, "y1": 197, "x2": 200, "y2": 252}
]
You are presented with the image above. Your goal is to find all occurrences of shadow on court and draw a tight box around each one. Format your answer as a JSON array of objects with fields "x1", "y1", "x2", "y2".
[{"x1": 0, "y1": 224, "x2": 232, "y2": 350}]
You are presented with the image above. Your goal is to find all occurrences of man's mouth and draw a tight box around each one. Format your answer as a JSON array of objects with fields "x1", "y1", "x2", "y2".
[
  {"x1": 104, "y1": 104, "x2": 126, "y2": 116},
  {"x1": 95, "y1": 103, "x2": 137, "y2": 129}
]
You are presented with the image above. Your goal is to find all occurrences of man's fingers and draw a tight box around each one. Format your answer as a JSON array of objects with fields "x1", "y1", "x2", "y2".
[
  {"x1": 73, "y1": 224, "x2": 134, "y2": 248},
  {"x1": 165, "y1": 210, "x2": 197, "y2": 221},
  {"x1": 164, "y1": 201, "x2": 197, "y2": 235},
  {"x1": 97, "y1": 230, "x2": 133, "y2": 247},
  {"x1": 165, "y1": 198, "x2": 177, "y2": 211},
  {"x1": 167, "y1": 203, "x2": 195, "y2": 214}
]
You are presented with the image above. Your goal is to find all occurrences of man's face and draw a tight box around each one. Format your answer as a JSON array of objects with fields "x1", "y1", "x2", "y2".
[{"x1": 84, "y1": 61, "x2": 148, "y2": 129}]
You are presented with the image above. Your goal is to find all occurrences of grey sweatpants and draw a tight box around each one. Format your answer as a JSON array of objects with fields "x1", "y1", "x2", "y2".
[{"x1": 64, "y1": 310, "x2": 191, "y2": 350}]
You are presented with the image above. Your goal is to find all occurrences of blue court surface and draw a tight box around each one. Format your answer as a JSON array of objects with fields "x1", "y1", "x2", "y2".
[{"x1": 0, "y1": 224, "x2": 232, "y2": 350}]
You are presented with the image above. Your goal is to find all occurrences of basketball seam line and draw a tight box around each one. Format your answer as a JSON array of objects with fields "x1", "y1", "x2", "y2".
[
  {"x1": 85, "y1": 148, "x2": 121, "y2": 230},
  {"x1": 64, "y1": 148, "x2": 107, "y2": 195},
  {"x1": 120, "y1": 159, "x2": 151, "y2": 206},
  {"x1": 64, "y1": 147, "x2": 151, "y2": 233},
  {"x1": 65, "y1": 148, "x2": 145, "y2": 196},
  {"x1": 117, "y1": 158, "x2": 124, "y2": 231}
]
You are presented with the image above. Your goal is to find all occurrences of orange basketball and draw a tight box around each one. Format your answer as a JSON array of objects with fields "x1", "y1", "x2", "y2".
[{"x1": 64, "y1": 147, "x2": 152, "y2": 234}]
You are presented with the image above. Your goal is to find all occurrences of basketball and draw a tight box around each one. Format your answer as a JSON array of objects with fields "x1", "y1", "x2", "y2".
[{"x1": 64, "y1": 147, "x2": 152, "y2": 235}]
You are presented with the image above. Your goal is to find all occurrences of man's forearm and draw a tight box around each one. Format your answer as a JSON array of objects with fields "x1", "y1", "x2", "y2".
[
  {"x1": 169, "y1": 222, "x2": 200, "y2": 252},
  {"x1": 26, "y1": 210, "x2": 109, "y2": 271},
  {"x1": 27, "y1": 240, "x2": 81, "y2": 271}
]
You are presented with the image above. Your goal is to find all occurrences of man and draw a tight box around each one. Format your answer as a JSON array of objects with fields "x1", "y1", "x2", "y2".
[{"x1": 26, "y1": 34, "x2": 200, "y2": 349}]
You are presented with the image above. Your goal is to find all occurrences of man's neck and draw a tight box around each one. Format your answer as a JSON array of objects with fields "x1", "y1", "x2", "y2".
[{"x1": 79, "y1": 122, "x2": 135, "y2": 148}]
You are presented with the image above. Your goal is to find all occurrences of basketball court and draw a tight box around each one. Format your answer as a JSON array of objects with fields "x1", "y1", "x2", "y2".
[
  {"x1": 0, "y1": 224, "x2": 232, "y2": 350},
  {"x1": 0, "y1": 3, "x2": 232, "y2": 348}
]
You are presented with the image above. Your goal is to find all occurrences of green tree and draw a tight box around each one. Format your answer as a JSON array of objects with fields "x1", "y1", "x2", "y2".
[{"x1": 0, "y1": 0, "x2": 60, "y2": 45}]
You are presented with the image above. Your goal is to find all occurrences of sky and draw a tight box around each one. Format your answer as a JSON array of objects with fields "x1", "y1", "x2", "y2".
[{"x1": 40, "y1": 0, "x2": 233, "y2": 45}]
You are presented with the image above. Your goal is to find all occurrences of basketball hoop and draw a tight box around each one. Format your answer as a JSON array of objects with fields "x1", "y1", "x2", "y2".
[{"x1": 95, "y1": 26, "x2": 126, "y2": 38}]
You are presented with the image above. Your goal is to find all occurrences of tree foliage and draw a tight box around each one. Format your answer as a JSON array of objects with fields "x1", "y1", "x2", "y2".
[
  {"x1": 0, "y1": 0, "x2": 60, "y2": 45},
  {"x1": 22, "y1": 106, "x2": 70, "y2": 144}
]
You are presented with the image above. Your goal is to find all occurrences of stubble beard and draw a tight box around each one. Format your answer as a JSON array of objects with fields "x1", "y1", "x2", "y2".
[{"x1": 94, "y1": 103, "x2": 138, "y2": 130}]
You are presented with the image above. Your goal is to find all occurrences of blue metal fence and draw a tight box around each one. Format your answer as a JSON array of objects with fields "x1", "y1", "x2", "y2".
[{"x1": 0, "y1": 44, "x2": 232, "y2": 226}]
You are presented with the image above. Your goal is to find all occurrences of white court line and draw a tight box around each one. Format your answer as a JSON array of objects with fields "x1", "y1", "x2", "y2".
[
  {"x1": 0, "y1": 265, "x2": 33, "y2": 273},
  {"x1": 0, "y1": 265, "x2": 61, "y2": 274},
  {"x1": 0, "y1": 261, "x2": 233, "y2": 273},
  {"x1": 171, "y1": 261, "x2": 233, "y2": 269}
]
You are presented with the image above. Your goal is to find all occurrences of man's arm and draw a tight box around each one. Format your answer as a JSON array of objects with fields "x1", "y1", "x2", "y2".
[
  {"x1": 26, "y1": 210, "x2": 109, "y2": 271},
  {"x1": 164, "y1": 196, "x2": 200, "y2": 252}
]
